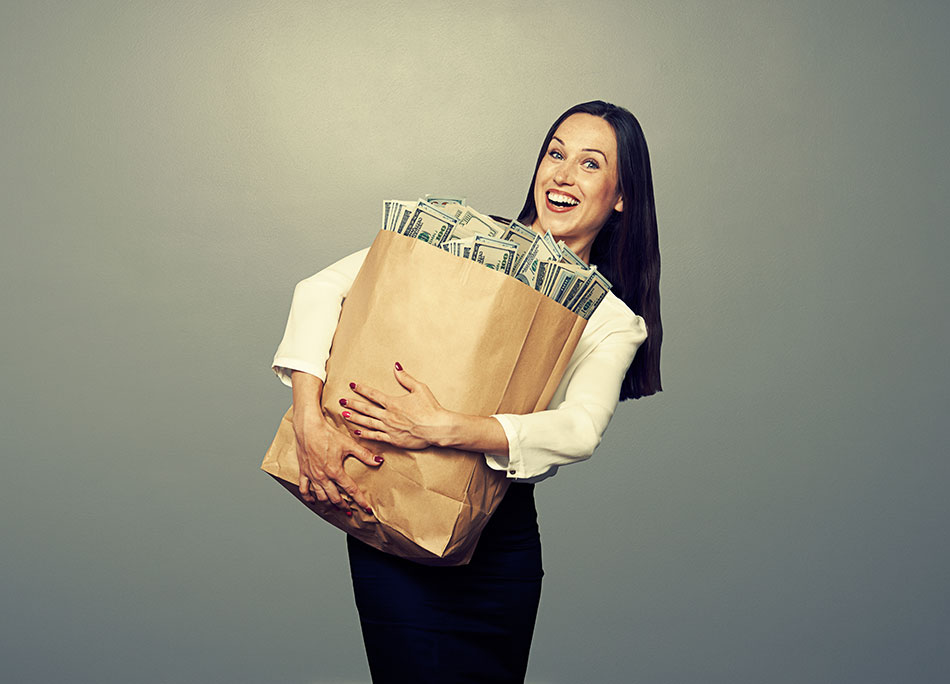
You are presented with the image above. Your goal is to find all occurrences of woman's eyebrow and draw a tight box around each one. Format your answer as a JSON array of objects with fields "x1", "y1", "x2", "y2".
[
  {"x1": 582, "y1": 148, "x2": 607, "y2": 162},
  {"x1": 552, "y1": 137, "x2": 608, "y2": 164}
]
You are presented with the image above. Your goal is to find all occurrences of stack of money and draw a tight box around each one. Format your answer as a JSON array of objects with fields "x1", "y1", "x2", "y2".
[{"x1": 381, "y1": 194, "x2": 611, "y2": 320}]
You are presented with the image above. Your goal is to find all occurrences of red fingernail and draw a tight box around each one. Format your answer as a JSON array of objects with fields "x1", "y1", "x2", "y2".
[
  {"x1": 395, "y1": 361, "x2": 403, "y2": 371},
  {"x1": 374, "y1": 455, "x2": 384, "y2": 463},
  {"x1": 345, "y1": 510, "x2": 352, "y2": 517},
  {"x1": 342, "y1": 410, "x2": 351, "y2": 419},
  {"x1": 354, "y1": 429, "x2": 361, "y2": 435},
  {"x1": 365, "y1": 508, "x2": 373, "y2": 515},
  {"x1": 349, "y1": 382, "x2": 356, "y2": 390},
  {"x1": 339, "y1": 398, "x2": 347, "y2": 406}
]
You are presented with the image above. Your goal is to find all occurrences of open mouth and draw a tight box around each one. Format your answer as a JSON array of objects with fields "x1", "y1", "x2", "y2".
[{"x1": 546, "y1": 190, "x2": 579, "y2": 209}]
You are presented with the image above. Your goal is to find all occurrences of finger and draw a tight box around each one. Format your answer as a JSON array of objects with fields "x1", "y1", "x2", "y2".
[
  {"x1": 314, "y1": 474, "x2": 346, "y2": 508},
  {"x1": 342, "y1": 397, "x2": 387, "y2": 422},
  {"x1": 348, "y1": 428, "x2": 393, "y2": 447},
  {"x1": 342, "y1": 409, "x2": 387, "y2": 432},
  {"x1": 347, "y1": 382, "x2": 391, "y2": 409},
  {"x1": 333, "y1": 471, "x2": 374, "y2": 514},
  {"x1": 310, "y1": 479, "x2": 331, "y2": 504},
  {"x1": 298, "y1": 475, "x2": 316, "y2": 504},
  {"x1": 393, "y1": 362, "x2": 421, "y2": 392},
  {"x1": 341, "y1": 440, "x2": 386, "y2": 467}
]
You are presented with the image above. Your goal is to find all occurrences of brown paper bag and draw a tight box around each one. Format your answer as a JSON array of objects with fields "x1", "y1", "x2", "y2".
[{"x1": 262, "y1": 230, "x2": 587, "y2": 565}]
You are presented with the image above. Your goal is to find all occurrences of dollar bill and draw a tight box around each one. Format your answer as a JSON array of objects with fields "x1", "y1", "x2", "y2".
[
  {"x1": 557, "y1": 241, "x2": 587, "y2": 269},
  {"x1": 552, "y1": 263, "x2": 589, "y2": 303},
  {"x1": 570, "y1": 268, "x2": 612, "y2": 319},
  {"x1": 534, "y1": 259, "x2": 560, "y2": 294},
  {"x1": 537, "y1": 261, "x2": 588, "y2": 300},
  {"x1": 383, "y1": 200, "x2": 415, "y2": 233},
  {"x1": 438, "y1": 203, "x2": 468, "y2": 220},
  {"x1": 541, "y1": 231, "x2": 560, "y2": 257},
  {"x1": 441, "y1": 236, "x2": 474, "y2": 259},
  {"x1": 425, "y1": 194, "x2": 467, "y2": 208},
  {"x1": 471, "y1": 235, "x2": 518, "y2": 275},
  {"x1": 500, "y1": 220, "x2": 538, "y2": 274},
  {"x1": 560, "y1": 268, "x2": 594, "y2": 310},
  {"x1": 446, "y1": 207, "x2": 503, "y2": 241},
  {"x1": 404, "y1": 200, "x2": 459, "y2": 245},
  {"x1": 514, "y1": 231, "x2": 560, "y2": 286},
  {"x1": 383, "y1": 200, "x2": 409, "y2": 231}
]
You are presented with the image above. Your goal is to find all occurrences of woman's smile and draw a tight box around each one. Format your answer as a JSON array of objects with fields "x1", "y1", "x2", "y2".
[{"x1": 545, "y1": 190, "x2": 580, "y2": 210}]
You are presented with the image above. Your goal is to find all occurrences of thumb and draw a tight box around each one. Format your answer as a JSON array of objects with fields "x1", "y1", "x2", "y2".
[
  {"x1": 393, "y1": 361, "x2": 421, "y2": 392},
  {"x1": 345, "y1": 441, "x2": 385, "y2": 468}
]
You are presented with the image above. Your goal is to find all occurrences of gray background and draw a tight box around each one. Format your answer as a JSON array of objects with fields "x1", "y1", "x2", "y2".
[{"x1": 2, "y1": 1, "x2": 947, "y2": 682}]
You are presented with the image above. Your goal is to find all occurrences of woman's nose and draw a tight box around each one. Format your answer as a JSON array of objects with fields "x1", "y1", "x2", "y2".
[{"x1": 554, "y1": 165, "x2": 574, "y2": 185}]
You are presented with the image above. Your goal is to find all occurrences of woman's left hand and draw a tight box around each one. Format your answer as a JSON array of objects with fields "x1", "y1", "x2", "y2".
[{"x1": 341, "y1": 362, "x2": 453, "y2": 449}]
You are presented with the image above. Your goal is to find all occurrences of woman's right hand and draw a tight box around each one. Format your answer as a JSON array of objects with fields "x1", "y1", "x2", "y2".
[{"x1": 290, "y1": 371, "x2": 382, "y2": 513}]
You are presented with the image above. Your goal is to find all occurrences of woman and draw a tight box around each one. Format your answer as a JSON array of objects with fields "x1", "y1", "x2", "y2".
[{"x1": 272, "y1": 100, "x2": 662, "y2": 682}]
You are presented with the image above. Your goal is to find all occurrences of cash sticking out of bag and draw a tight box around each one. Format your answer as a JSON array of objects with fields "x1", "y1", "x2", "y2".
[{"x1": 381, "y1": 196, "x2": 612, "y2": 319}]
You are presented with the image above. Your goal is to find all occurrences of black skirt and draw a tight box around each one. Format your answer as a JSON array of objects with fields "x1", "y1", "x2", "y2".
[{"x1": 347, "y1": 483, "x2": 544, "y2": 683}]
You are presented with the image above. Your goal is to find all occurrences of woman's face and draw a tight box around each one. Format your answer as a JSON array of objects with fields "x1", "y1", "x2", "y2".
[{"x1": 531, "y1": 113, "x2": 623, "y2": 257}]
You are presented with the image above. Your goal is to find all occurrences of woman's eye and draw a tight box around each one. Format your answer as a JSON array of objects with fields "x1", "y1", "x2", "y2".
[
  {"x1": 583, "y1": 159, "x2": 600, "y2": 170},
  {"x1": 548, "y1": 149, "x2": 563, "y2": 160}
]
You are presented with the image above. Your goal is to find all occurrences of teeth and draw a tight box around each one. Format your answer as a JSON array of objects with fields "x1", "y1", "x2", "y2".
[{"x1": 548, "y1": 191, "x2": 579, "y2": 206}]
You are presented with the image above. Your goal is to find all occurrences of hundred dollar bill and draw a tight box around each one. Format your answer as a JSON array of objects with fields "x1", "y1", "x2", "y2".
[
  {"x1": 536, "y1": 260, "x2": 588, "y2": 300},
  {"x1": 441, "y1": 236, "x2": 474, "y2": 259},
  {"x1": 383, "y1": 200, "x2": 415, "y2": 233},
  {"x1": 471, "y1": 235, "x2": 518, "y2": 275},
  {"x1": 557, "y1": 241, "x2": 588, "y2": 269},
  {"x1": 382, "y1": 199, "x2": 399, "y2": 231},
  {"x1": 570, "y1": 268, "x2": 612, "y2": 320},
  {"x1": 551, "y1": 263, "x2": 589, "y2": 303},
  {"x1": 404, "y1": 199, "x2": 459, "y2": 245},
  {"x1": 541, "y1": 230, "x2": 560, "y2": 257},
  {"x1": 425, "y1": 194, "x2": 467, "y2": 209},
  {"x1": 446, "y1": 207, "x2": 503, "y2": 241},
  {"x1": 489, "y1": 217, "x2": 511, "y2": 232},
  {"x1": 438, "y1": 203, "x2": 468, "y2": 220},
  {"x1": 560, "y1": 268, "x2": 595, "y2": 310},
  {"x1": 514, "y1": 231, "x2": 560, "y2": 286},
  {"x1": 500, "y1": 220, "x2": 538, "y2": 274},
  {"x1": 533, "y1": 259, "x2": 559, "y2": 294}
]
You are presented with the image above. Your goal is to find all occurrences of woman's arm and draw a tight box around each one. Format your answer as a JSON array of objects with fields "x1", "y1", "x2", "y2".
[
  {"x1": 486, "y1": 319, "x2": 645, "y2": 479},
  {"x1": 271, "y1": 247, "x2": 377, "y2": 509},
  {"x1": 343, "y1": 298, "x2": 647, "y2": 481},
  {"x1": 344, "y1": 363, "x2": 509, "y2": 455}
]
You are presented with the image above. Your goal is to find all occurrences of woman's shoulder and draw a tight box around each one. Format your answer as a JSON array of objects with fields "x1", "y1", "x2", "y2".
[{"x1": 296, "y1": 246, "x2": 370, "y2": 286}]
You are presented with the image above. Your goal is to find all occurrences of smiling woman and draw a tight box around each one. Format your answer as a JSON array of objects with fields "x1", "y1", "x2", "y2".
[
  {"x1": 519, "y1": 100, "x2": 663, "y2": 400},
  {"x1": 271, "y1": 100, "x2": 662, "y2": 682}
]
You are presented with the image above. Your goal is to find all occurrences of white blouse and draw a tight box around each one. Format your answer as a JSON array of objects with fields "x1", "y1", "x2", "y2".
[{"x1": 273, "y1": 246, "x2": 648, "y2": 483}]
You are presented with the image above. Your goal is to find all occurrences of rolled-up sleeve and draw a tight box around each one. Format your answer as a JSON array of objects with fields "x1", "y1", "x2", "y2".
[
  {"x1": 485, "y1": 300, "x2": 648, "y2": 481},
  {"x1": 272, "y1": 248, "x2": 369, "y2": 386}
]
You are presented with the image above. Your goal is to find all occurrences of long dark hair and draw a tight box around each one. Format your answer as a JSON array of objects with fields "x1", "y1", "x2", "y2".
[{"x1": 517, "y1": 100, "x2": 662, "y2": 400}]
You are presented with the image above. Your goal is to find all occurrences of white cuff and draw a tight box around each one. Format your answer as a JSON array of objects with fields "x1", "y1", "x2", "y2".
[
  {"x1": 485, "y1": 414, "x2": 524, "y2": 479},
  {"x1": 271, "y1": 356, "x2": 329, "y2": 386}
]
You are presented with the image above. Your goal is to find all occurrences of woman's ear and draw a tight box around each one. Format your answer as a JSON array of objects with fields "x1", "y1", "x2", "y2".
[{"x1": 613, "y1": 194, "x2": 624, "y2": 213}]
